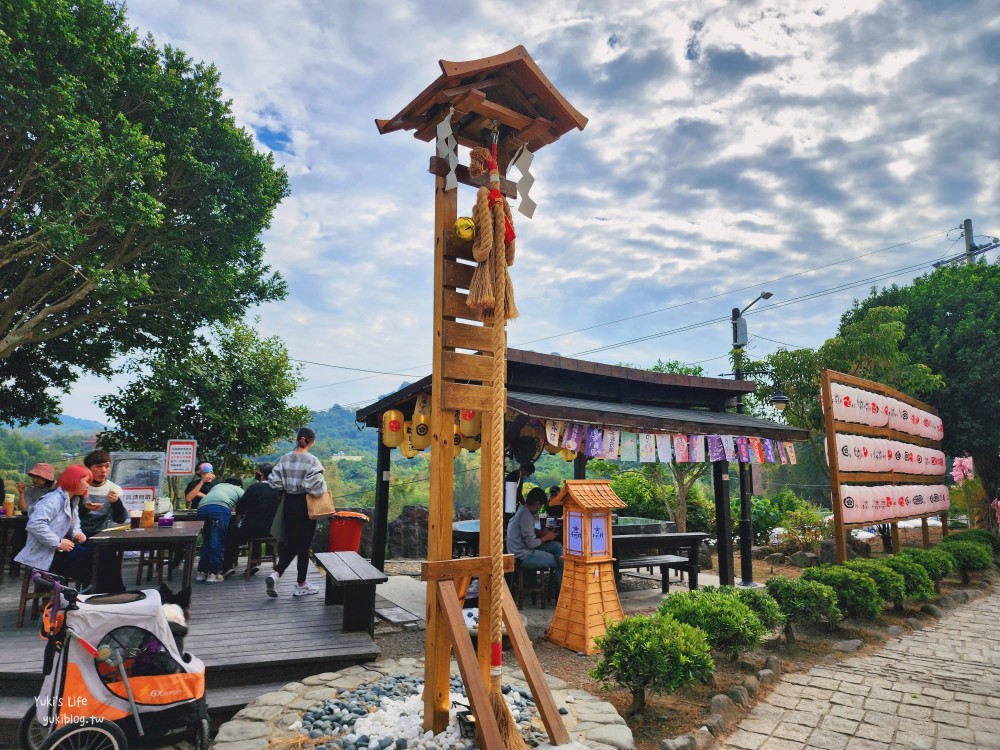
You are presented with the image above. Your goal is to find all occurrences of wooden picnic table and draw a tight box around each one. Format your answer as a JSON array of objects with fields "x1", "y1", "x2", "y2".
[
  {"x1": 87, "y1": 520, "x2": 203, "y2": 593},
  {"x1": 611, "y1": 532, "x2": 709, "y2": 592}
]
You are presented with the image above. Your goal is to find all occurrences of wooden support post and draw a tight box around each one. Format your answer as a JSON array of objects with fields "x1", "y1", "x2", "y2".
[
  {"x1": 941, "y1": 513, "x2": 949, "y2": 537},
  {"x1": 370, "y1": 441, "x2": 391, "y2": 570},
  {"x1": 820, "y1": 370, "x2": 848, "y2": 564},
  {"x1": 921, "y1": 518, "x2": 931, "y2": 549},
  {"x1": 476, "y1": 411, "x2": 496, "y2": 688},
  {"x1": 712, "y1": 461, "x2": 734, "y2": 586},
  {"x1": 890, "y1": 523, "x2": 901, "y2": 554},
  {"x1": 424, "y1": 172, "x2": 457, "y2": 733}
]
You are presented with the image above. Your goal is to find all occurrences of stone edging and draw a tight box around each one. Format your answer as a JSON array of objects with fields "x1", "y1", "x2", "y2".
[{"x1": 213, "y1": 657, "x2": 635, "y2": 750}]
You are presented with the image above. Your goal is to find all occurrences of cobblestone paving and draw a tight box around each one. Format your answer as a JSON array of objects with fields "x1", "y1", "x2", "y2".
[{"x1": 719, "y1": 587, "x2": 1000, "y2": 750}]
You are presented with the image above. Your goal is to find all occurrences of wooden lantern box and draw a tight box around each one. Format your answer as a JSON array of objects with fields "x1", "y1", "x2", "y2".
[{"x1": 545, "y1": 479, "x2": 626, "y2": 654}]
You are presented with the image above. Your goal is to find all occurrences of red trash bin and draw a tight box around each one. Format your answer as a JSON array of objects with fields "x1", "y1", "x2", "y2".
[{"x1": 328, "y1": 511, "x2": 369, "y2": 552}]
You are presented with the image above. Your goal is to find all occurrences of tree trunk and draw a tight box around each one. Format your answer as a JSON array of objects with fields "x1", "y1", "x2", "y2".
[
  {"x1": 784, "y1": 621, "x2": 796, "y2": 645},
  {"x1": 676, "y1": 482, "x2": 688, "y2": 533},
  {"x1": 974, "y1": 452, "x2": 999, "y2": 532},
  {"x1": 628, "y1": 688, "x2": 646, "y2": 717}
]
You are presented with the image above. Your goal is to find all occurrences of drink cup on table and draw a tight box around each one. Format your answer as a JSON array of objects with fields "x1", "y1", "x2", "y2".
[
  {"x1": 130, "y1": 511, "x2": 142, "y2": 530},
  {"x1": 3, "y1": 498, "x2": 13, "y2": 517}
]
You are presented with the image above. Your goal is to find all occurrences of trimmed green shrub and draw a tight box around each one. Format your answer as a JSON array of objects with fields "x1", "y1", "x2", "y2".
[
  {"x1": 844, "y1": 559, "x2": 906, "y2": 611},
  {"x1": 591, "y1": 613, "x2": 714, "y2": 717},
  {"x1": 775, "y1": 505, "x2": 828, "y2": 554},
  {"x1": 719, "y1": 585, "x2": 786, "y2": 631},
  {"x1": 882, "y1": 555, "x2": 934, "y2": 602},
  {"x1": 658, "y1": 589, "x2": 765, "y2": 659},
  {"x1": 802, "y1": 565, "x2": 884, "y2": 620},
  {"x1": 765, "y1": 576, "x2": 841, "y2": 645},
  {"x1": 898, "y1": 547, "x2": 957, "y2": 593},
  {"x1": 938, "y1": 540, "x2": 994, "y2": 584},
  {"x1": 941, "y1": 529, "x2": 1000, "y2": 555}
]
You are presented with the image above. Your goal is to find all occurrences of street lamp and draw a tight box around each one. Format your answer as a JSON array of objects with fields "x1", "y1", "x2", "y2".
[{"x1": 731, "y1": 291, "x2": 773, "y2": 587}]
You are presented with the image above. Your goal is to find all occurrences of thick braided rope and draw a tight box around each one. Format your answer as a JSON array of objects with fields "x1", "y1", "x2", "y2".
[{"x1": 488, "y1": 184, "x2": 508, "y2": 687}]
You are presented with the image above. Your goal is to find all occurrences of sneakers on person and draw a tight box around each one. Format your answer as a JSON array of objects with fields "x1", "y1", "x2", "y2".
[
  {"x1": 206, "y1": 573, "x2": 224, "y2": 583},
  {"x1": 293, "y1": 582, "x2": 319, "y2": 597},
  {"x1": 196, "y1": 572, "x2": 207, "y2": 583},
  {"x1": 222, "y1": 568, "x2": 238, "y2": 579},
  {"x1": 265, "y1": 573, "x2": 278, "y2": 598}
]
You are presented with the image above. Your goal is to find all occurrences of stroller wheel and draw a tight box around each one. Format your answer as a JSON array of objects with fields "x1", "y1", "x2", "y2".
[
  {"x1": 37, "y1": 718, "x2": 126, "y2": 750},
  {"x1": 194, "y1": 716, "x2": 211, "y2": 750},
  {"x1": 18, "y1": 705, "x2": 50, "y2": 750}
]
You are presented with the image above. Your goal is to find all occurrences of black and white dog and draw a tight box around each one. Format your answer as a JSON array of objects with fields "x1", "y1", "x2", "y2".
[{"x1": 158, "y1": 584, "x2": 192, "y2": 658}]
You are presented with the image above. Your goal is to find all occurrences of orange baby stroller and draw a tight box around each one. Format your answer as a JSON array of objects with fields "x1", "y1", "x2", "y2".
[{"x1": 19, "y1": 571, "x2": 209, "y2": 750}]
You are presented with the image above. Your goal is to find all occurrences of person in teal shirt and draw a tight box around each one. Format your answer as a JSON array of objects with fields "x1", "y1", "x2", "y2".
[{"x1": 196, "y1": 477, "x2": 244, "y2": 583}]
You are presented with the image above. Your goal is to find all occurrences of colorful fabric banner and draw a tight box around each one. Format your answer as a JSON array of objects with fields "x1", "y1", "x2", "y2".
[
  {"x1": 601, "y1": 429, "x2": 620, "y2": 460},
  {"x1": 639, "y1": 433, "x2": 657, "y2": 462},
  {"x1": 689, "y1": 435, "x2": 706, "y2": 462},
  {"x1": 736, "y1": 436, "x2": 751, "y2": 463},
  {"x1": 722, "y1": 435, "x2": 737, "y2": 461},
  {"x1": 673, "y1": 434, "x2": 690, "y2": 463},
  {"x1": 584, "y1": 426, "x2": 604, "y2": 457},
  {"x1": 762, "y1": 438, "x2": 777, "y2": 464},
  {"x1": 784, "y1": 442, "x2": 797, "y2": 464},
  {"x1": 562, "y1": 422, "x2": 585, "y2": 452},
  {"x1": 748, "y1": 437, "x2": 765, "y2": 464},
  {"x1": 776, "y1": 440, "x2": 788, "y2": 464},
  {"x1": 619, "y1": 432, "x2": 638, "y2": 462},
  {"x1": 707, "y1": 435, "x2": 726, "y2": 462},
  {"x1": 655, "y1": 433, "x2": 673, "y2": 463},
  {"x1": 545, "y1": 420, "x2": 564, "y2": 447}
]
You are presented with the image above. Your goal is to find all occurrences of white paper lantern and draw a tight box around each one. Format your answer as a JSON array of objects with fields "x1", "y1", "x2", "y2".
[
  {"x1": 887, "y1": 398, "x2": 907, "y2": 433},
  {"x1": 869, "y1": 391, "x2": 889, "y2": 427},
  {"x1": 841, "y1": 485, "x2": 862, "y2": 525}
]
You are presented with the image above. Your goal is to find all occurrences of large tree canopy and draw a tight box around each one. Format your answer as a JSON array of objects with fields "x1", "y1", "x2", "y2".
[
  {"x1": 96, "y1": 322, "x2": 311, "y2": 476},
  {"x1": 844, "y1": 261, "x2": 1000, "y2": 516},
  {"x1": 0, "y1": 0, "x2": 288, "y2": 424}
]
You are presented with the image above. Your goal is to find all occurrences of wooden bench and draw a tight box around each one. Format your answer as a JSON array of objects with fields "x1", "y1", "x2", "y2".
[
  {"x1": 615, "y1": 554, "x2": 695, "y2": 593},
  {"x1": 311, "y1": 551, "x2": 388, "y2": 635}
]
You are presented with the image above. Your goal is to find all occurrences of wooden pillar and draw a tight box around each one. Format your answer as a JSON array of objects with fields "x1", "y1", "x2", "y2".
[
  {"x1": 424, "y1": 172, "x2": 457, "y2": 733},
  {"x1": 820, "y1": 370, "x2": 847, "y2": 564},
  {"x1": 370, "y1": 441, "x2": 391, "y2": 570},
  {"x1": 920, "y1": 517, "x2": 931, "y2": 550},
  {"x1": 940, "y1": 513, "x2": 949, "y2": 537},
  {"x1": 573, "y1": 453, "x2": 588, "y2": 480},
  {"x1": 476, "y1": 411, "x2": 495, "y2": 687},
  {"x1": 713, "y1": 461, "x2": 734, "y2": 586},
  {"x1": 890, "y1": 522, "x2": 901, "y2": 554}
]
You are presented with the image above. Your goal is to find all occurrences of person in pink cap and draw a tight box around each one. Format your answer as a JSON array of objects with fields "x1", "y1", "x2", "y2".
[{"x1": 17, "y1": 463, "x2": 56, "y2": 515}]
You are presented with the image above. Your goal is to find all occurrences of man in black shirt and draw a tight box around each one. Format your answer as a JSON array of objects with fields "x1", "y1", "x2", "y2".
[
  {"x1": 184, "y1": 462, "x2": 218, "y2": 509},
  {"x1": 222, "y1": 463, "x2": 280, "y2": 577}
]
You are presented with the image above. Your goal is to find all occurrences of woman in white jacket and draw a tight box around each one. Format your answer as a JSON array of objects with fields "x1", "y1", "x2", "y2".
[{"x1": 15, "y1": 464, "x2": 90, "y2": 578}]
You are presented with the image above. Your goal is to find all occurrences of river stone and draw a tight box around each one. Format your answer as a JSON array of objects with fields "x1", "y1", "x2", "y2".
[
  {"x1": 789, "y1": 551, "x2": 819, "y2": 568},
  {"x1": 743, "y1": 675, "x2": 759, "y2": 697},
  {"x1": 702, "y1": 714, "x2": 727, "y2": 737},
  {"x1": 214, "y1": 720, "x2": 272, "y2": 743},
  {"x1": 886, "y1": 625, "x2": 905, "y2": 637},
  {"x1": 726, "y1": 686, "x2": 750, "y2": 707},
  {"x1": 831, "y1": 639, "x2": 864, "y2": 653},
  {"x1": 233, "y1": 704, "x2": 284, "y2": 722},
  {"x1": 583, "y1": 723, "x2": 635, "y2": 750},
  {"x1": 252, "y1": 690, "x2": 298, "y2": 707},
  {"x1": 751, "y1": 546, "x2": 768, "y2": 560},
  {"x1": 765, "y1": 553, "x2": 785, "y2": 566},
  {"x1": 709, "y1": 695, "x2": 739, "y2": 724},
  {"x1": 763, "y1": 655, "x2": 782, "y2": 676},
  {"x1": 921, "y1": 603, "x2": 944, "y2": 617},
  {"x1": 757, "y1": 669, "x2": 777, "y2": 686},
  {"x1": 906, "y1": 618, "x2": 923, "y2": 630}
]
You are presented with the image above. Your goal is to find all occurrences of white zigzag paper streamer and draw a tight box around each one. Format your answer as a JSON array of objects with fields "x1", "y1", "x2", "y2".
[
  {"x1": 511, "y1": 145, "x2": 536, "y2": 218},
  {"x1": 435, "y1": 108, "x2": 457, "y2": 190}
]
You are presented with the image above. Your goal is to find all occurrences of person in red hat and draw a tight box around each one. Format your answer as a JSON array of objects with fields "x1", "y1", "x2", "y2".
[{"x1": 16, "y1": 462, "x2": 56, "y2": 515}]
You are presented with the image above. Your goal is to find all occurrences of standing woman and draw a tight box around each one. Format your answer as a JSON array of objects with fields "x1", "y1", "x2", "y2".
[
  {"x1": 265, "y1": 428, "x2": 327, "y2": 597},
  {"x1": 15, "y1": 464, "x2": 90, "y2": 580}
]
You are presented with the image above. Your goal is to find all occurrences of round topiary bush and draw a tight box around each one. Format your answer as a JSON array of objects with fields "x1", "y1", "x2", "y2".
[
  {"x1": 658, "y1": 589, "x2": 765, "y2": 659},
  {"x1": 882, "y1": 555, "x2": 935, "y2": 602},
  {"x1": 591, "y1": 613, "x2": 714, "y2": 717},
  {"x1": 898, "y1": 546, "x2": 956, "y2": 593},
  {"x1": 718, "y1": 585, "x2": 786, "y2": 632},
  {"x1": 937, "y1": 540, "x2": 994, "y2": 584},
  {"x1": 764, "y1": 576, "x2": 841, "y2": 645},
  {"x1": 802, "y1": 565, "x2": 884, "y2": 620},
  {"x1": 844, "y1": 559, "x2": 906, "y2": 611},
  {"x1": 941, "y1": 529, "x2": 1000, "y2": 555}
]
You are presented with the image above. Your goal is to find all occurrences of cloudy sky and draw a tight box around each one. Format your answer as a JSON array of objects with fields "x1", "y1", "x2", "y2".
[{"x1": 61, "y1": 0, "x2": 999, "y2": 424}]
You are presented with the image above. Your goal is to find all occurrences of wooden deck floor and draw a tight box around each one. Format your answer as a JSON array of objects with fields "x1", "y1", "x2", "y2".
[{"x1": 0, "y1": 558, "x2": 383, "y2": 696}]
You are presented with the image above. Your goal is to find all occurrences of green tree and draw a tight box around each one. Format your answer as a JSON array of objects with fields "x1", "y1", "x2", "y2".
[
  {"x1": 0, "y1": 0, "x2": 288, "y2": 425},
  {"x1": 844, "y1": 262, "x2": 1000, "y2": 521},
  {"x1": 96, "y1": 323, "x2": 309, "y2": 475}
]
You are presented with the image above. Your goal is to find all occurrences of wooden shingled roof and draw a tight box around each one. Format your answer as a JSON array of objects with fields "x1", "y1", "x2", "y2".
[
  {"x1": 375, "y1": 45, "x2": 588, "y2": 157},
  {"x1": 548, "y1": 480, "x2": 627, "y2": 510}
]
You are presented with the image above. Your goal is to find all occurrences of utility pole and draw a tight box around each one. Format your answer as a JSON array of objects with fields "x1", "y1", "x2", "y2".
[{"x1": 964, "y1": 219, "x2": 975, "y2": 265}]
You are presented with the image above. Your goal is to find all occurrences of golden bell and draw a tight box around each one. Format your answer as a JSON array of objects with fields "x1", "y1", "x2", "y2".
[
  {"x1": 560, "y1": 448, "x2": 577, "y2": 462},
  {"x1": 382, "y1": 409, "x2": 405, "y2": 448},
  {"x1": 399, "y1": 421, "x2": 418, "y2": 458},
  {"x1": 454, "y1": 216, "x2": 475, "y2": 242},
  {"x1": 459, "y1": 409, "x2": 481, "y2": 438},
  {"x1": 411, "y1": 412, "x2": 431, "y2": 450}
]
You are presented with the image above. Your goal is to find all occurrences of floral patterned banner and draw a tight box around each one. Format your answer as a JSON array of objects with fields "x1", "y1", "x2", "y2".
[
  {"x1": 673, "y1": 434, "x2": 690, "y2": 462},
  {"x1": 776, "y1": 440, "x2": 788, "y2": 464},
  {"x1": 584, "y1": 426, "x2": 604, "y2": 457},
  {"x1": 639, "y1": 433, "x2": 657, "y2": 462},
  {"x1": 689, "y1": 435, "x2": 706, "y2": 462},
  {"x1": 655, "y1": 433, "x2": 673, "y2": 463},
  {"x1": 722, "y1": 435, "x2": 738, "y2": 461},
  {"x1": 619, "y1": 432, "x2": 638, "y2": 462},
  {"x1": 601, "y1": 430, "x2": 620, "y2": 459},
  {"x1": 707, "y1": 435, "x2": 726, "y2": 462},
  {"x1": 762, "y1": 438, "x2": 777, "y2": 464},
  {"x1": 562, "y1": 423, "x2": 585, "y2": 452},
  {"x1": 736, "y1": 436, "x2": 751, "y2": 463}
]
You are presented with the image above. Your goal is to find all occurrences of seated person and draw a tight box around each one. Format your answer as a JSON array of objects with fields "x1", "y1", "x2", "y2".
[
  {"x1": 221, "y1": 462, "x2": 280, "y2": 576},
  {"x1": 185, "y1": 462, "x2": 219, "y2": 510},
  {"x1": 196, "y1": 476, "x2": 244, "y2": 583},
  {"x1": 70, "y1": 450, "x2": 130, "y2": 592},
  {"x1": 506, "y1": 486, "x2": 563, "y2": 593},
  {"x1": 15, "y1": 465, "x2": 90, "y2": 581}
]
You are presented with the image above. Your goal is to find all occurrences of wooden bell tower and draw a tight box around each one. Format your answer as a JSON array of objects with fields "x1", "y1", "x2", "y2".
[{"x1": 377, "y1": 46, "x2": 586, "y2": 747}]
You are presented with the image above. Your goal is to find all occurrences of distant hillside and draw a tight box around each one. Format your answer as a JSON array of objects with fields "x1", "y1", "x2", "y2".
[
  {"x1": 4, "y1": 414, "x2": 106, "y2": 438},
  {"x1": 310, "y1": 405, "x2": 378, "y2": 455}
]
